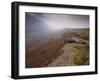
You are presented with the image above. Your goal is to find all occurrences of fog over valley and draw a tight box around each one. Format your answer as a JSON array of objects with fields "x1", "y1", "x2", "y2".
[{"x1": 25, "y1": 12, "x2": 89, "y2": 48}]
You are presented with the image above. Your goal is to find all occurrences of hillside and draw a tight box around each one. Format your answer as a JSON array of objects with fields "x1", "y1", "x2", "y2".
[{"x1": 26, "y1": 28, "x2": 89, "y2": 68}]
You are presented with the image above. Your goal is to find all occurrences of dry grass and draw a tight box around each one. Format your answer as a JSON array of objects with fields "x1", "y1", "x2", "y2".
[{"x1": 73, "y1": 45, "x2": 89, "y2": 65}]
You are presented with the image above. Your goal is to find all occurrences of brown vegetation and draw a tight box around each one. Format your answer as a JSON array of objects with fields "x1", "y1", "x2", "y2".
[
  {"x1": 26, "y1": 28, "x2": 89, "y2": 68},
  {"x1": 26, "y1": 37, "x2": 65, "y2": 68}
]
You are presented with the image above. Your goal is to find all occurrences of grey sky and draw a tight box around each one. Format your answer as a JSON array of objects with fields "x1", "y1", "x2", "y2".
[{"x1": 26, "y1": 12, "x2": 89, "y2": 32}]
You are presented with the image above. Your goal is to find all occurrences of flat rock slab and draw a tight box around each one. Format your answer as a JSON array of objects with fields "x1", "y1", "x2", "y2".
[{"x1": 48, "y1": 43, "x2": 80, "y2": 67}]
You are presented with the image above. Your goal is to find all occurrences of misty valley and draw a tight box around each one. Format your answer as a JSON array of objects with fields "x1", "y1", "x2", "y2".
[
  {"x1": 25, "y1": 28, "x2": 89, "y2": 68},
  {"x1": 25, "y1": 12, "x2": 89, "y2": 68}
]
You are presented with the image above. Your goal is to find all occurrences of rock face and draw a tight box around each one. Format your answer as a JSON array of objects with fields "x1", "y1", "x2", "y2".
[
  {"x1": 67, "y1": 37, "x2": 89, "y2": 45},
  {"x1": 48, "y1": 29, "x2": 89, "y2": 67},
  {"x1": 48, "y1": 43, "x2": 78, "y2": 66}
]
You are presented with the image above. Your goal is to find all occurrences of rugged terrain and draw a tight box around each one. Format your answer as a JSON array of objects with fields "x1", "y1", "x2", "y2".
[{"x1": 26, "y1": 28, "x2": 89, "y2": 68}]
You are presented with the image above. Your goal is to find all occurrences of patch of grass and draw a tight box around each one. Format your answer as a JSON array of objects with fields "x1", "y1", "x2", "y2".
[
  {"x1": 76, "y1": 30, "x2": 89, "y2": 40},
  {"x1": 73, "y1": 45, "x2": 89, "y2": 65},
  {"x1": 80, "y1": 32, "x2": 89, "y2": 40},
  {"x1": 41, "y1": 48, "x2": 48, "y2": 54}
]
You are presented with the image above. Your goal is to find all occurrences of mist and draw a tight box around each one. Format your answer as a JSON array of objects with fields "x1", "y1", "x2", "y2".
[{"x1": 25, "y1": 12, "x2": 89, "y2": 33}]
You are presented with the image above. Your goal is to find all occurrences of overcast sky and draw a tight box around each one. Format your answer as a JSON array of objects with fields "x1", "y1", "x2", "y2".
[{"x1": 25, "y1": 12, "x2": 89, "y2": 33}]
